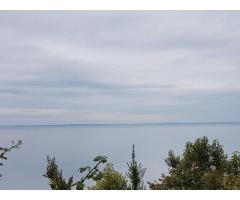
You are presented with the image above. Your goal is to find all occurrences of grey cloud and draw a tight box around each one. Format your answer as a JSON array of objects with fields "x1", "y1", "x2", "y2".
[{"x1": 0, "y1": 11, "x2": 240, "y2": 125}]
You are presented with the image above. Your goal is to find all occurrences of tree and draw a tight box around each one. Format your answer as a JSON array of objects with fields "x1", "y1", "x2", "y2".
[
  {"x1": 43, "y1": 156, "x2": 73, "y2": 190},
  {"x1": 227, "y1": 151, "x2": 240, "y2": 175},
  {"x1": 0, "y1": 140, "x2": 22, "y2": 178},
  {"x1": 44, "y1": 155, "x2": 107, "y2": 190},
  {"x1": 149, "y1": 136, "x2": 228, "y2": 190},
  {"x1": 223, "y1": 151, "x2": 240, "y2": 189},
  {"x1": 126, "y1": 144, "x2": 146, "y2": 190},
  {"x1": 91, "y1": 163, "x2": 128, "y2": 190},
  {"x1": 73, "y1": 155, "x2": 107, "y2": 190}
]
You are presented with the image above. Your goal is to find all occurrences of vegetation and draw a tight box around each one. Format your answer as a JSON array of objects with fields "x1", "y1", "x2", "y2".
[
  {"x1": 127, "y1": 144, "x2": 146, "y2": 190},
  {"x1": 0, "y1": 140, "x2": 22, "y2": 178},
  {"x1": 43, "y1": 156, "x2": 73, "y2": 190},
  {"x1": 91, "y1": 163, "x2": 128, "y2": 190},
  {"x1": 149, "y1": 136, "x2": 240, "y2": 190},
  {"x1": 44, "y1": 155, "x2": 107, "y2": 190},
  {"x1": 74, "y1": 155, "x2": 108, "y2": 190},
  {"x1": 44, "y1": 144, "x2": 146, "y2": 190},
  {"x1": 42, "y1": 138, "x2": 240, "y2": 190},
  {"x1": 2, "y1": 136, "x2": 240, "y2": 190}
]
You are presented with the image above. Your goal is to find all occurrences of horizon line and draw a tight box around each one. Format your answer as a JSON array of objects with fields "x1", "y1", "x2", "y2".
[{"x1": 1, "y1": 121, "x2": 240, "y2": 128}]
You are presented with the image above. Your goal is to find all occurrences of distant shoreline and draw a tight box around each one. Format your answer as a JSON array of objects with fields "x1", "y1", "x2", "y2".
[{"x1": 1, "y1": 121, "x2": 240, "y2": 128}]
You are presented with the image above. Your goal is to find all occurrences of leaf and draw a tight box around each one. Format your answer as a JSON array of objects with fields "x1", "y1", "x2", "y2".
[
  {"x1": 93, "y1": 156, "x2": 107, "y2": 163},
  {"x1": 76, "y1": 182, "x2": 84, "y2": 190},
  {"x1": 78, "y1": 166, "x2": 90, "y2": 173},
  {"x1": 93, "y1": 172, "x2": 103, "y2": 181}
]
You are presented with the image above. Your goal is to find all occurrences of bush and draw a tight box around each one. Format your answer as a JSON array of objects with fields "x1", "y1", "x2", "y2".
[
  {"x1": 149, "y1": 136, "x2": 231, "y2": 190},
  {"x1": 92, "y1": 163, "x2": 128, "y2": 190}
]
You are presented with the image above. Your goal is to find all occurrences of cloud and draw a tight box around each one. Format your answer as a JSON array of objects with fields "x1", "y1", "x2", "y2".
[{"x1": 0, "y1": 11, "x2": 240, "y2": 125}]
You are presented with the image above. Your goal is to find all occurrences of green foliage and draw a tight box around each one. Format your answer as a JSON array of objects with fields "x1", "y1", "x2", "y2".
[
  {"x1": 200, "y1": 171, "x2": 223, "y2": 189},
  {"x1": 43, "y1": 156, "x2": 73, "y2": 190},
  {"x1": 181, "y1": 137, "x2": 227, "y2": 173},
  {"x1": 127, "y1": 144, "x2": 146, "y2": 190},
  {"x1": 91, "y1": 163, "x2": 128, "y2": 190},
  {"x1": 44, "y1": 155, "x2": 107, "y2": 190},
  {"x1": 74, "y1": 155, "x2": 107, "y2": 190},
  {"x1": 222, "y1": 174, "x2": 240, "y2": 189},
  {"x1": 222, "y1": 152, "x2": 240, "y2": 189},
  {"x1": 149, "y1": 136, "x2": 229, "y2": 190},
  {"x1": 227, "y1": 151, "x2": 240, "y2": 175},
  {"x1": 0, "y1": 140, "x2": 22, "y2": 178},
  {"x1": 43, "y1": 138, "x2": 240, "y2": 190}
]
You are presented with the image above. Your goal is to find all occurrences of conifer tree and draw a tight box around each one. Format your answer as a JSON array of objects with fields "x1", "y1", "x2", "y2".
[{"x1": 126, "y1": 144, "x2": 146, "y2": 190}]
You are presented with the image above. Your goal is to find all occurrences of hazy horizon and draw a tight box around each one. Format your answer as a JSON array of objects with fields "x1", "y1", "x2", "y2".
[{"x1": 1, "y1": 121, "x2": 240, "y2": 128}]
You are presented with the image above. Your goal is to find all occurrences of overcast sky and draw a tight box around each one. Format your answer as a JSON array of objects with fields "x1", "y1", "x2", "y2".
[{"x1": 0, "y1": 11, "x2": 240, "y2": 125}]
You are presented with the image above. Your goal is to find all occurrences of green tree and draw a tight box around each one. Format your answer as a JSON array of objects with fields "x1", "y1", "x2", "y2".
[
  {"x1": 223, "y1": 151, "x2": 240, "y2": 189},
  {"x1": 227, "y1": 151, "x2": 240, "y2": 175},
  {"x1": 43, "y1": 156, "x2": 73, "y2": 190},
  {"x1": 91, "y1": 163, "x2": 128, "y2": 190},
  {"x1": 44, "y1": 155, "x2": 107, "y2": 190},
  {"x1": 149, "y1": 136, "x2": 228, "y2": 190},
  {"x1": 127, "y1": 144, "x2": 146, "y2": 190},
  {"x1": 0, "y1": 140, "x2": 22, "y2": 178}
]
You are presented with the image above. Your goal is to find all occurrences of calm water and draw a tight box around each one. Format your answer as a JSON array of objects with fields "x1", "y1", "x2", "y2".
[{"x1": 0, "y1": 124, "x2": 240, "y2": 189}]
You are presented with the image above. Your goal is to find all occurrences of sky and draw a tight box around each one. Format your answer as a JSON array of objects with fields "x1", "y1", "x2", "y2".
[{"x1": 0, "y1": 11, "x2": 240, "y2": 125}]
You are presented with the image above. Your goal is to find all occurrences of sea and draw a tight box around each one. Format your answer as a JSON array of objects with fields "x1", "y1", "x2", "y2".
[{"x1": 0, "y1": 123, "x2": 240, "y2": 189}]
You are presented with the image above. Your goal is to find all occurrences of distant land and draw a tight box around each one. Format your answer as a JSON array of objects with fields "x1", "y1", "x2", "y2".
[{"x1": 1, "y1": 121, "x2": 240, "y2": 128}]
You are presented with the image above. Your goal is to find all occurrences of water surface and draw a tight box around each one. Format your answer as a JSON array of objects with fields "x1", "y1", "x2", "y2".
[{"x1": 0, "y1": 124, "x2": 240, "y2": 189}]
